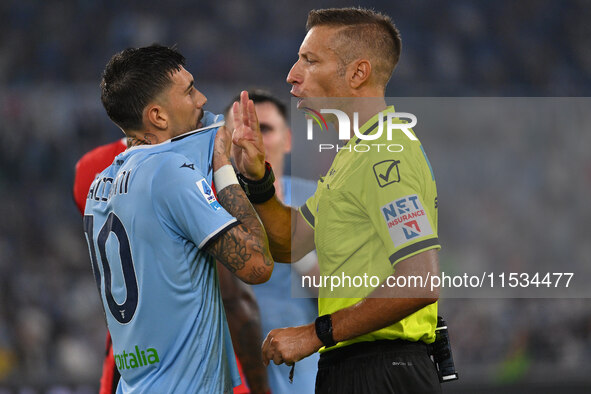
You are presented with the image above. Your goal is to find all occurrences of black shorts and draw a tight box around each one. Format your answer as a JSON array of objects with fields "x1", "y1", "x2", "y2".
[{"x1": 315, "y1": 339, "x2": 442, "y2": 394}]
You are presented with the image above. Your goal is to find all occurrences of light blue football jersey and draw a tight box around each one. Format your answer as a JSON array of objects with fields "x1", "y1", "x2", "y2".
[
  {"x1": 252, "y1": 175, "x2": 319, "y2": 394},
  {"x1": 84, "y1": 113, "x2": 241, "y2": 393}
]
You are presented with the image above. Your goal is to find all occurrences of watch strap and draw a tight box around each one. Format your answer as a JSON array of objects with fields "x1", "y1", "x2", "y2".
[
  {"x1": 237, "y1": 162, "x2": 276, "y2": 204},
  {"x1": 315, "y1": 314, "x2": 337, "y2": 348}
]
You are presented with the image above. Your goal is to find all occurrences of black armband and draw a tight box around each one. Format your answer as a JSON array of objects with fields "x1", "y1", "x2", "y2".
[{"x1": 237, "y1": 162, "x2": 276, "y2": 204}]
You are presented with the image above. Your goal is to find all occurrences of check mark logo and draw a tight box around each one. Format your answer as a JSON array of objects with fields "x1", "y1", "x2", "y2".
[
  {"x1": 378, "y1": 160, "x2": 400, "y2": 182},
  {"x1": 373, "y1": 160, "x2": 401, "y2": 187}
]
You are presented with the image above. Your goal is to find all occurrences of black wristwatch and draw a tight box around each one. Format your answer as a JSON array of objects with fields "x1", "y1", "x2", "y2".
[
  {"x1": 237, "y1": 162, "x2": 276, "y2": 204},
  {"x1": 315, "y1": 314, "x2": 337, "y2": 348}
]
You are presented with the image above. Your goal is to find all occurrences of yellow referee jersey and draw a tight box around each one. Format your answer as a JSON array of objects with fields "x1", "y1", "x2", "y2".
[{"x1": 299, "y1": 106, "x2": 440, "y2": 351}]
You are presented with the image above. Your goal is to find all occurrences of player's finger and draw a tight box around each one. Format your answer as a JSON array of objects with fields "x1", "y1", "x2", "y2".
[
  {"x1": 217, "y1": 125, "x2": 229, "y2": 138},
  {"x1": 220, "y1": 126, "x2": 233, "y2": 153}
]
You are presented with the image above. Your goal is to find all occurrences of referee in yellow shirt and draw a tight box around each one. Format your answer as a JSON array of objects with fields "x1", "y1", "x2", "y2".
[{"x1": 229, "y1": 7, "x2": 442, "y2": 393}]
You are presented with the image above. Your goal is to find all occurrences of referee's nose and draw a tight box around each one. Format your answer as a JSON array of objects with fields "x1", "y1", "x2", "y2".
[{"x1": 287, "y1": 59, "x2": 302, "y2": 86}]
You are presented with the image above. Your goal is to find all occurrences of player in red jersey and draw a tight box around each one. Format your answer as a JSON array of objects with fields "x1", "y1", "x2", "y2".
[
  {"x1": 73, "y1": 139, "x2": 127, "y2": 215},
  {"x1": 73, "y1": 137, "x2": 268, "y2": 393}
]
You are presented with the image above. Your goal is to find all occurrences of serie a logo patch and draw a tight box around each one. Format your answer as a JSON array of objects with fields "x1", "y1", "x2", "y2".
[
  {"x1": 196, "y1": 178, "x2": 222, "y2": 210},
  {"x1": 380, "y1": 194, "x2": 433, "y2": 246}
]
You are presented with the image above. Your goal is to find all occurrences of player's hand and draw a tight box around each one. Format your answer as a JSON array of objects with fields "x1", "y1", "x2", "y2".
[
  {"x1": 261, "y1": 323, "x2": 322, "y2": 366},
  {"x1": 213, "y1": 125, "x2": 232, "y2": 171},
  {"x1": 231, "y1": 91, "x2": 266, "y2": 180}
]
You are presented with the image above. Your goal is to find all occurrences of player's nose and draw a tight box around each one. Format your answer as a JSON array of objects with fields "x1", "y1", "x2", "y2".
[{"x1": 195, "y1": 90, "x2": 207, "y2": 108}]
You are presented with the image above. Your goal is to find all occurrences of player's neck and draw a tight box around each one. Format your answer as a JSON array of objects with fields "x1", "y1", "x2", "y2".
[{"x1": 125, "y1": 130, "x2": 164, "y2": 148}]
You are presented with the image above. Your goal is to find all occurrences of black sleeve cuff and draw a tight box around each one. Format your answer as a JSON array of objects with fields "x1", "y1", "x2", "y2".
[
  {"x1": 389, "y1": 238, "x2": 440, "y2": 266},
  {"x1": 201, "y1": 220, "x2": 242, "y2": 251}
]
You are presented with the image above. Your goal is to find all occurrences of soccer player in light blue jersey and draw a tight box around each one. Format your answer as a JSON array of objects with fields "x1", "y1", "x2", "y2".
[{"x1": 84, "y1": 44, "x2": 274, "y2": 393}]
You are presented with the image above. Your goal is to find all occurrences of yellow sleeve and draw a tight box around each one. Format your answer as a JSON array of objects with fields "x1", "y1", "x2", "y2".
[{"x1": 362, "y1": 148, "x2": 440, "y2": 267}]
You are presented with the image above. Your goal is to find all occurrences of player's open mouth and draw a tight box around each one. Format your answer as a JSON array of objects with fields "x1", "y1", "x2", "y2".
[{"x1": 196, "y1": 111, "x2": 204, "y2": 129}]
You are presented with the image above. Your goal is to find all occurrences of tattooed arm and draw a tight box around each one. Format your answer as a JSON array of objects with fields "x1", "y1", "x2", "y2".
[
  {"x1": 205, "y1": 184, "x2": 274, "y2": 284},
  {"x1": 230, "y1": 91, "x2": 315, "y2": 262},
  {"x1": 218, "y1": 261, "x2": 269, "y2": 393},
  {"x1": 204, "y1": 103, "x2": 275, "y2": 283}
]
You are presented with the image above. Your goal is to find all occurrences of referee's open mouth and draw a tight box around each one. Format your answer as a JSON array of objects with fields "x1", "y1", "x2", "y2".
[{"x1": 291, "y1": 92, "x2": 304, "y2": 108}]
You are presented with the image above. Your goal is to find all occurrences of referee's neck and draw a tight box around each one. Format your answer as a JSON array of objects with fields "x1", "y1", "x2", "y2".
[{"x1": 337, "y1": 98, "x2": 388, "y2": 135}]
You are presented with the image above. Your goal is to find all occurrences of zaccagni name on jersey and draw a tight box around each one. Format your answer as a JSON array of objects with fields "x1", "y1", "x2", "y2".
[{"x1": 87, "y1": 170, "x2": 131, "y2": 202}]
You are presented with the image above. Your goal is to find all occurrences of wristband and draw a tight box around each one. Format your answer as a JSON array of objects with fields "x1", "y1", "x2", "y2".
[
  {"x1": 237, "y1": 162, "x2": 276, "y2": 204},
  {"x1": 213, "y1": 164, "x2": 239, "y2": 192},
  {"x1": 315, "y1": 314, "x2": 337, "y2": 348}
]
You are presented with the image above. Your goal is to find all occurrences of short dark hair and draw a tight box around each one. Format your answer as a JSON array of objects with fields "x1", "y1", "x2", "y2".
[
  {"x1": 100, "y1": 44, "x2": 186, "y2": 131},
  {"x1": 306, "y1": 7, "x2": 401, "y2": 86},
  {"x1": 224, "y1": 89, "x2": 288, "y2": 121}
]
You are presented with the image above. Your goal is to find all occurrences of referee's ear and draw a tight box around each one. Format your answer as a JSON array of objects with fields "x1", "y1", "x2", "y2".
[{"x1": 349, "y1": 59, "x2": 372, "y2": 89}]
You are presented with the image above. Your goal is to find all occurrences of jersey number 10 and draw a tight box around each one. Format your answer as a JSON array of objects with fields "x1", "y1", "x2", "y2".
[{"x1": 83, "y1": 213, "x2": 139, "y2": 324}]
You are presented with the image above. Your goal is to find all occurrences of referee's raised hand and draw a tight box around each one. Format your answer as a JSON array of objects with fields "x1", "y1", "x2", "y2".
[{"x1": 231, "y1": 90, "x2": 266, "y2": 180}]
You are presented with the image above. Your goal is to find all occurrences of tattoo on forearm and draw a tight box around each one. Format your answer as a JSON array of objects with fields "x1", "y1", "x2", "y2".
[
  {"x1": 206, "y1": 184, "x2": 273, "y2": 281},
  {"x1": 249, "y1": 265, "x2": 266, "y2": 280},
  {"x1": 210, "y1": 229, "x2": 250, "y2": 273}
]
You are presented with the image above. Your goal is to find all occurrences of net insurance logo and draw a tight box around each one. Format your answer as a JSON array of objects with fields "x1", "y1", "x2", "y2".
[{"x1": 302, "y1": 107, "x2": 418, "y2": 153}]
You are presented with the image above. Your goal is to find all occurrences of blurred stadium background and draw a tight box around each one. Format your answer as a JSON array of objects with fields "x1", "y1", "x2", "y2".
[{"x1": 1, "y1": 0, "x2": 590, "y2": 392}]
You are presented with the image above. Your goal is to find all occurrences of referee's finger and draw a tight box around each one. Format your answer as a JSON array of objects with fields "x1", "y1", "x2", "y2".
[
  {"x1": 232, "y1": 101, "x2": 242, "y2": 130},
  {"x1": 261, "y1": 335, "x2": 273, "y2": 366},
  {"x1": 272, "y1": 352, "x2": 283, "y2": 366},
  {"x1": 247, "y1": 98, "x2": 259, "y2": 133},
  {"x1": 240, "y1": 91, "x2": 250, "y2": 127}
]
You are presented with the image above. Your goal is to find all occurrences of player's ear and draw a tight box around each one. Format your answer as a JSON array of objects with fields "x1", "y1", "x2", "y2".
[
  {"x1": 145, "y1": 104, "x2": 168, "y2": 130},
  {"x1": 349, "y1": 59, "x2": 371, "y2": 89}
]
